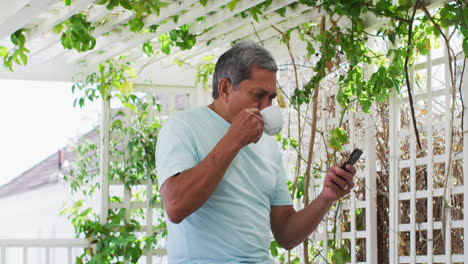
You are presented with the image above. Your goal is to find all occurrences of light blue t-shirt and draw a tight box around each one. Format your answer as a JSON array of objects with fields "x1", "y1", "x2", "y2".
[{"x1": 156, "y1": 106, "x2": 293, "y2": 263}]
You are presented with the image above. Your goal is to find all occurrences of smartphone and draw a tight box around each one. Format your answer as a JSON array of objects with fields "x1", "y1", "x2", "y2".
[{"x1": 340, "y1": 148, "x2": 363, "y2": 171}]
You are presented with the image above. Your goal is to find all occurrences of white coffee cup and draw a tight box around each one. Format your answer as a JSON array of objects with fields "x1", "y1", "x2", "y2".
[{"x1": 260, "y1": 106, "x2": 283, "y2": 136}]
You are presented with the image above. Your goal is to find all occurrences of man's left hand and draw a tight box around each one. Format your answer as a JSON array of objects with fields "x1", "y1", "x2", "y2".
[{"x1": 319, "y1": 163, "x2": 356, "y2": 202}]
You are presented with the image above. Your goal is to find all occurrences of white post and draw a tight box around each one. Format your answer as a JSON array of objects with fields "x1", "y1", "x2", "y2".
[
  {"x1": 389, "y1": 89, "x2": 399, "y2": 264},
  {"x1": 67, "y1": 247, "x2": 72, "y2": 264},
  {"x1": 365, "y1": 105, "x2": 378, "y2": 264},
  {"x1": 100, "y1": 99, "x2": 111, "y2": 225},
  {"x1": 426, "y1": 49, "x2": 434, "y2": 264},
  {"x1": 463, "y1": 56, "x2": 468, "y2": 264},
  {"x1": 444, "y1": 43, "x2": 452, "y2": 264},
  {"x1": 45, "y1": 248, "x2": 50, "y2": 264},
  {"x1": 23, "y1": 248, "x2": 27, "y2": 264},
  {"x1": 146, "y1": 178, "x2": 154, "y2": 264}
]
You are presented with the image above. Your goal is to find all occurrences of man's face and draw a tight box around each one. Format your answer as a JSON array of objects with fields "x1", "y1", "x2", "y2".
[{"x1": 224, "y1": 67, "x2": 277, "y2": 122}]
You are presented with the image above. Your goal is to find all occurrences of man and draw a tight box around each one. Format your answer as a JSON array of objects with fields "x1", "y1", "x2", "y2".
[{"x1": 156, "y1": 42, "x2": 356, "y2": 263}]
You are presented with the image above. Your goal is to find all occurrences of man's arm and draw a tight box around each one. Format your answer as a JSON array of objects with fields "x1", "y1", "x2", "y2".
[
  {"x1": 160, "y1": 108, "x2": 263, "y2": 223},
  {"x1": 270, "y1": 164, "x2": 356, "y2": 250}
]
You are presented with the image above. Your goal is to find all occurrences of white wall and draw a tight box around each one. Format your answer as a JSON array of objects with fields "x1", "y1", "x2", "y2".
[{"x1": 0, "y1": 183, "x2": 97, "y2": 263}]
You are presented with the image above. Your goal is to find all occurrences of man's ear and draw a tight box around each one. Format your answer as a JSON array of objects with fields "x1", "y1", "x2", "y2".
[{"x1": 217, "y1": 78, "x2": 231, "y2": 103}]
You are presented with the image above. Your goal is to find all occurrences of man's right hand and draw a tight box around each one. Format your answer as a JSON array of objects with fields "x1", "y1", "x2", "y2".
[{"x1": 227, "y1": 108, "x2": 264, "y2": 148}]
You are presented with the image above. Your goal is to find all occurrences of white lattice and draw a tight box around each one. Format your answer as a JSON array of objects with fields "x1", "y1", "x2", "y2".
[
  {"x1": 99, "y1": 84, "x2": 208, "y2": 264},
  {"x1": 388, "y1": 36, "x2": 466, "y2": 263},
  {"x1": 277, "y1": 59, "x2": 378, "y2": 263}
]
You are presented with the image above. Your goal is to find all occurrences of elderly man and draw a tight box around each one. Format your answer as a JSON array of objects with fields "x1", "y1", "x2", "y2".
[{"x1": 156, "y1": 41, "x2": 356, "y2": 263}]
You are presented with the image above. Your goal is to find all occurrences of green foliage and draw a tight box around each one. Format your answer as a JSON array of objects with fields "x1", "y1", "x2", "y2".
[
  {"x1": 142, "y1": 41, "x2": 154, "y2": 56},
  {"x1": 63, "y1": 89, "x2": 164, "y2": 263},
  {"x1": 226, "y1": 0, "x2": 238, "y2": 12},
  {"x1": 157, "y1": 25, "x2": 197, "y2": 55},
  {"x1": 270, "y1": 240, "x2": 279, "y2": 257},
  {"x1": 60, "y1": 14, "x2": 96, "y2": 52},
  {"x1": 330, "y1": 247, "x2": 351, "y2": 264},
  {"x1": 1, "y1": 29, "x2": 30, "y2": 71},
  {"x1": 195, "y1": 55, "x2": 215, "y2": 88},
  {"x1": 128, "y1": 17, "x2": 145, "y2": 32},
  {"x1": 72, "y1": 57, "x2": 137, "y2": 107},
  {"x1": 64, "y1": 140, "x2": 100, "y2": 196},
  {"x1": 330, "y1": 128, "x2": 348, "y2": 152},
  {"x1": 238, "y1": 0, "x2": 272, "y2": 22},
  {"x1": 97, "y1": 0, "x2": 167, "y2": 32}
]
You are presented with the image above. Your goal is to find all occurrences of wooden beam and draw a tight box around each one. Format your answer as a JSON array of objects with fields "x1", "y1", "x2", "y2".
[
  {"x1": 84, "y1": 0, "x2": 235, "y2": 65},
  {"x1": 27, "y1": 0, "x2": 95, "y2": 55},
  {"x1": 62, "y1": 0, "x2": 200, "y2": 63},
  {"x1": 174, "y1": 9, "x2": 317, "y2": 68},
  {"x1": 160, "y1": 3, "x2": 314, "y2": 67},
  {"x1": 0, "y1": 0, "x2": 33, "y2": 28},
  {"x1": 0, "y1": 0, "x2": 62, "y2": 41},
  {"x1": 124, "y1": 0, "x2": 293, "y2": 65}
]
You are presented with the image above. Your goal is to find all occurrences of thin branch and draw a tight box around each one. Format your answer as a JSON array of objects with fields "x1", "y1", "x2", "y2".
[
  {"x1": 404, "y1": 2, "x2": 423, "y2": 150},
  {"x1": 251, "y1": 22, "x2": 264, "y2": 47},
  {"x1": 459, "y1": 59, "x2": 466, "y2": 131},
  {"x1": 420, "y1": 3, "x2": 459, "y2": 245},
  {"x1": 271, "y1": 25, "x2": 304, "y2": 201}
]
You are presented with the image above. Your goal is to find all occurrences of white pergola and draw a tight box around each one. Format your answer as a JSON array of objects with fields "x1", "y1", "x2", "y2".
[{"x1": 1, "y1": 1, "x2": 466, "y2": 264}]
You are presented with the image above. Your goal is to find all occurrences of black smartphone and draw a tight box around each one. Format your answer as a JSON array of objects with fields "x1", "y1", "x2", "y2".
[{"x1": 340, "y1": 148, "x2": 363, "y2": 171}]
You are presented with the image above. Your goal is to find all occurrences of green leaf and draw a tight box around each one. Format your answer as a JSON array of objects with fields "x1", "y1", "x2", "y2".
[
  {"x1": 52, "y1": 23, "x2": 64, "y2": 34},
  {"x1": 275, "y1": 7, "x2": 286, "y2": 17},
  {"x1": 0, "y1": 46, "x2": 8, "y2": 58},
  {"x1": 270, "y1": 241, "x2": 278, "y2": 257},
  {"x1": 128, "y1": 17, "x2": 144, "y2": 32},
  {"x1": 331, "y1": 247, "x2": 350, "y2": 264},
  {"x1": 299, "y1": 0, "x2": 317, "y2": 6},
  {"x1": 123, "y1": 65, "x2": 137, "y2": 79},
  {"x1": 306, "y1": 41, "x2": 315, "y2": 57},
  {"x1": 143, "y1": 41, "x2": 154, "y2": 56},
  {"x1": 227, "y1": 0, "x2": 238, "y2": 11},
  {"x1": 200, "y1": 0, "x2": 208, "y2": 6},
  {"x1": 158, "y1": 34, "x2": 172, "y2": 54},
  {"x1": 106, "y1": 0, "x2": 119, "y2": 9},
  {"x1": 463, "y1": 37, "x2": 468, "y2": 58},
  {"x1": 19, "y1": 51, "x2": 28, "y2": 65},
  {"x1": 64, "y1": 0, "x2": 71, "y2": 6},
  {"x1": 123, "y1": 102, "x2": 137, "y2": 113},
  {"x1": 119, "y1": 0, "x2": 133, "y2": 10}
]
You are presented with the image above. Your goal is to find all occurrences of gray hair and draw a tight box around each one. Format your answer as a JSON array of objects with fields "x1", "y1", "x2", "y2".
[{"x1": 212, "y1": 41, "x2": 278, "y2": 99}]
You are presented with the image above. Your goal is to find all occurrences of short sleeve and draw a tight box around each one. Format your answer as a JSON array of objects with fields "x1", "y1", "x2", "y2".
[
  {"x1": 271, "y1": 149, "x2": 293, "y2": 206},
  {"x1": 156, "y1": 117, "x2": 199, "y2": 188}
]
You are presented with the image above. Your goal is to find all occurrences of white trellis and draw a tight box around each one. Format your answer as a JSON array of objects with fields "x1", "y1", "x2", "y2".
[
  {"x1": 275, "y1": 58, "x2": 378, "y2": 263},
  {"x1": 388, "y1": 39, "x2": 467, "y2": 263},
  {"x1": 99, "y1": 83, "x2": 209, "y2": 263}
]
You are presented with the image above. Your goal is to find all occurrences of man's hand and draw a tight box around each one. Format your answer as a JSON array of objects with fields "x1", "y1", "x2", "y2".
[
  {"x1": 227, "y1": 108, "x2": 264, "y2": 148},
  {"x1": 320, "y1": 163, "x2": 356, "y2": 202}
]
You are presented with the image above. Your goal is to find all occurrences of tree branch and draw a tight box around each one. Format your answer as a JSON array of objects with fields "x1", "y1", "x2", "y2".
[{"x1": 404, "y1": 1, "x2": 423, "y2": 150}]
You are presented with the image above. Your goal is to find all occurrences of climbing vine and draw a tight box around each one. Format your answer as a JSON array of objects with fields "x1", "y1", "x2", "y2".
[{"x1": 0, "y1": 29, "x2": 29, "y2": 71}]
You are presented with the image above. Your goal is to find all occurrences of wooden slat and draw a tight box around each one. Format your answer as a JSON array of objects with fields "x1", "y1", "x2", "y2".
[
  {"x1": 86, "y1": 0, "x2": 235, "y2": 65},
  {"x1": 63, "y1": 0, "x2": 200, "y2": 63},
  {"x1": 0, "y1": 0, "x2": 62, "y2": 41},
  {"x1": 0, "y1": 0, "x2": 34, "y2": 28},
  {"x1": 155, "y1": 4, "x2": 316, "y2": 68}
]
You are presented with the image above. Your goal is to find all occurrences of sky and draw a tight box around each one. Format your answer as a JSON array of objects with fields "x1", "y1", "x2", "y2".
[{"x1": 0, "y1": 79, "x2": 101, "y2": 186}]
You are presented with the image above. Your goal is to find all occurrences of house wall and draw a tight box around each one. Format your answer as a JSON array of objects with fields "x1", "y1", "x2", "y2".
[{"x1": 0, "y1": 182, "x2": 97, "y2": 263}]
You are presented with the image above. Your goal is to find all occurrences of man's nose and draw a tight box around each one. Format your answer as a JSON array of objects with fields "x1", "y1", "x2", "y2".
[{"x1": 259, "y1": 98, "x2": 272, "y2": 111}]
